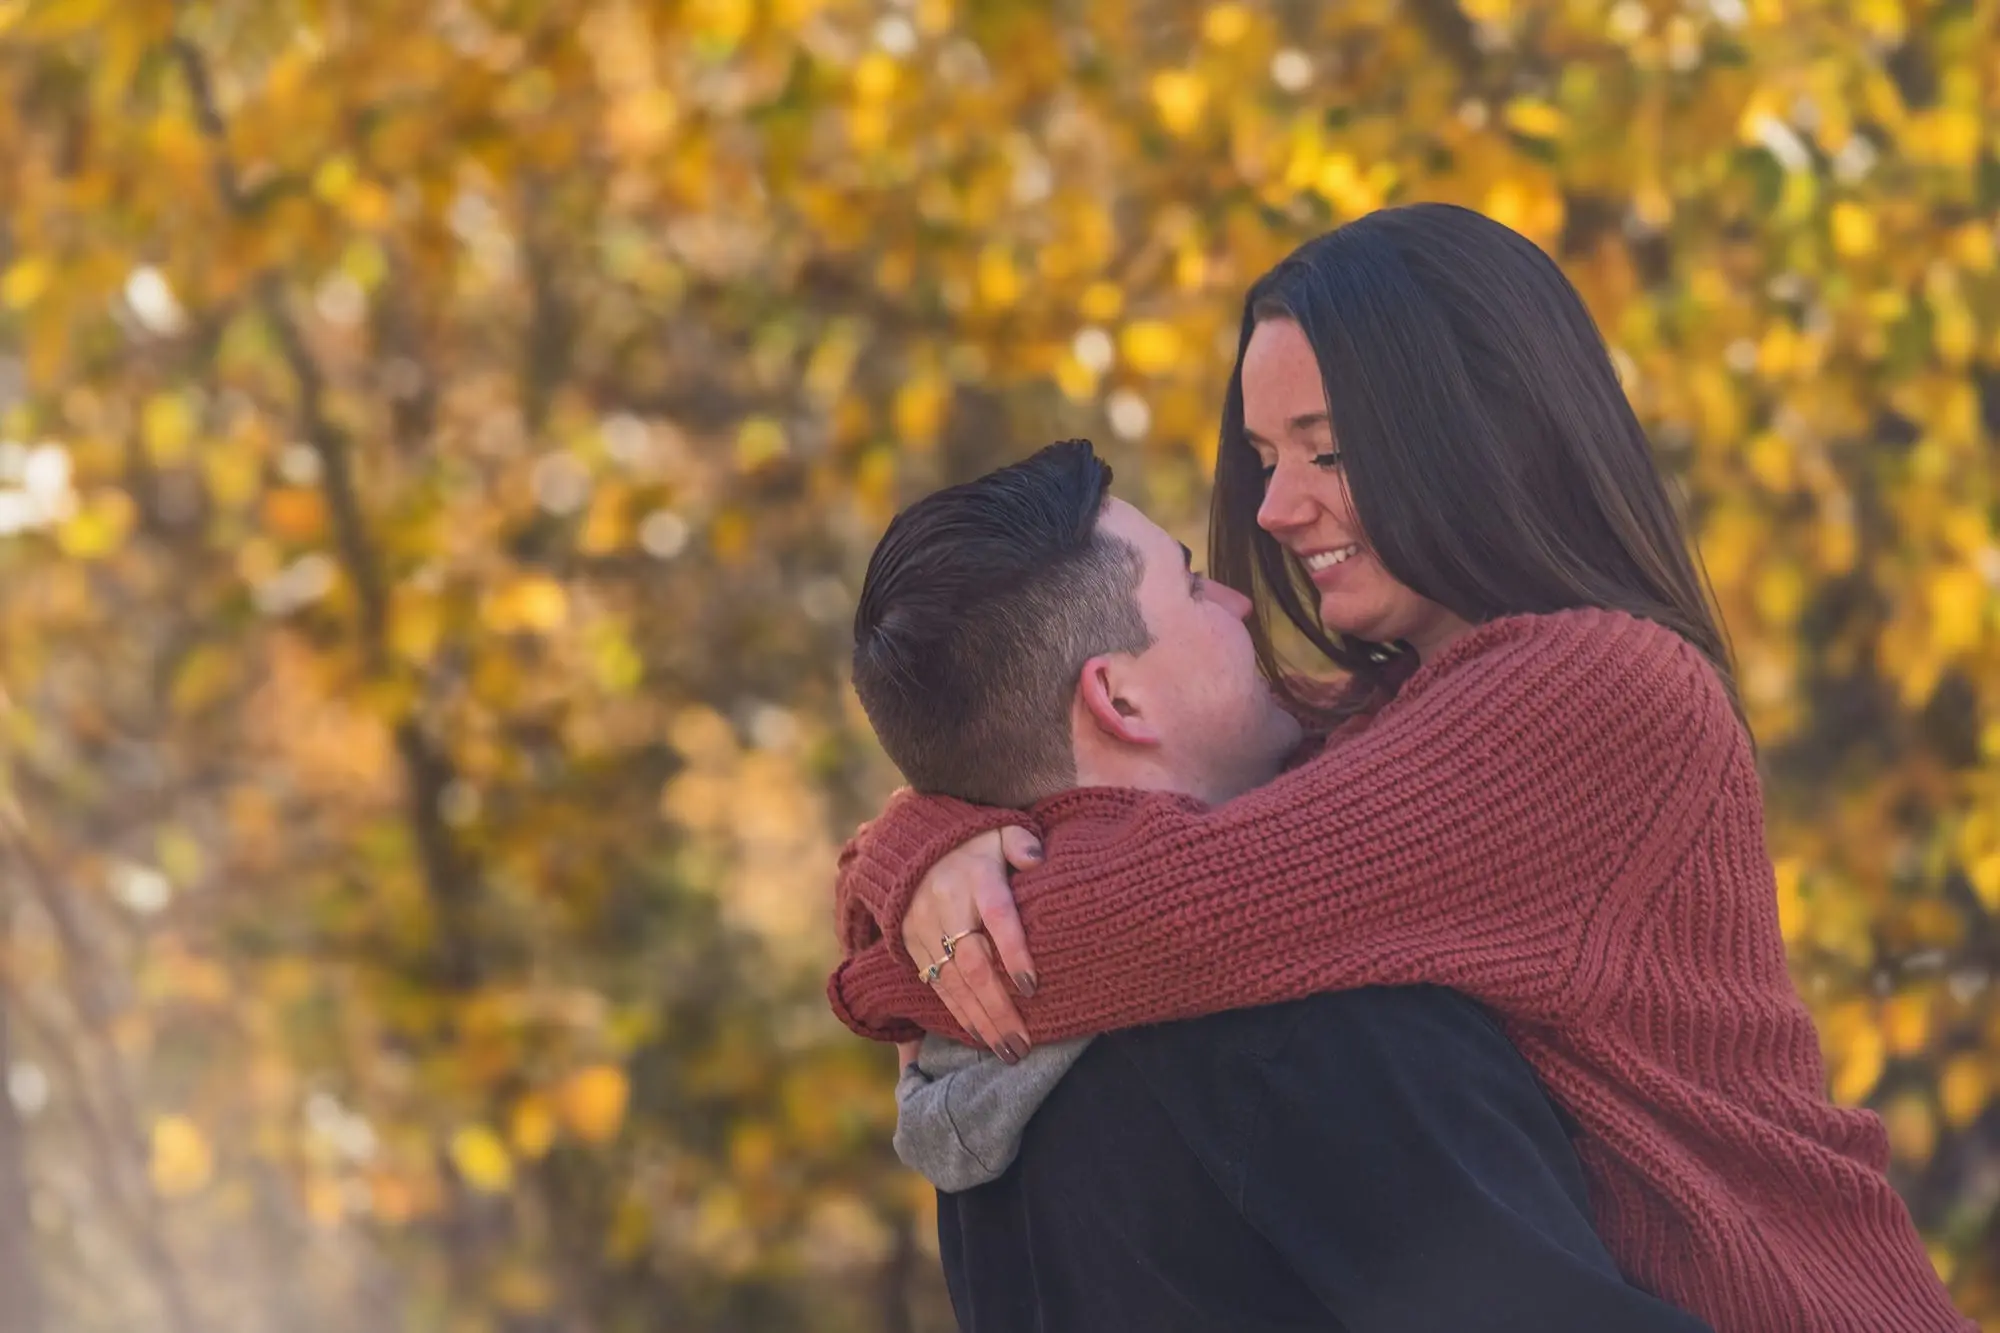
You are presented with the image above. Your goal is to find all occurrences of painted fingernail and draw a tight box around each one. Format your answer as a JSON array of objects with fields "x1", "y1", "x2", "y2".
[
  {"x1": 996, "y1": 1038, "x2": 1022, "y2": 1065},
  {"x1": 1014, "y1": 971, "x2": 1038, "y2": 998},
  {"x1": 1026, "y1": 841, "x2": 1044, "y2": 861}
]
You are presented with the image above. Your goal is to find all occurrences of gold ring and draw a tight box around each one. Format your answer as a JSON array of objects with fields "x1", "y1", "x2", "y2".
[{"x1": 920, "y1": 929, "x2": 982, "y2": 984}]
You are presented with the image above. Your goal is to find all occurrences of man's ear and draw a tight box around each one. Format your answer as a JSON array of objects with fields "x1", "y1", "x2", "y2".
[{"x1": 1075, "y1": 655, "x2": 1162, "y2": 747}]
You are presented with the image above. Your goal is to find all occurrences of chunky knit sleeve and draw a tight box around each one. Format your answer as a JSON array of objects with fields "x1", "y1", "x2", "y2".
[
  {"x1": 829, "y1": 609, "x2": 1742, "y2": 1045},
  {"x1": 833, "y1": 790, "x2": 1037, "y2": 955}
]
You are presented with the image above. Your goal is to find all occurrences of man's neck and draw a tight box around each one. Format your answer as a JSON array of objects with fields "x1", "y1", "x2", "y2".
[{"x1": 1070, "y1": 754, "x2": 1214, "y2": 804}]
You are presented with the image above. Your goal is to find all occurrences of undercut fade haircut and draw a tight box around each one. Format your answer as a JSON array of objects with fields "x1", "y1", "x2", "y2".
[{"x1": 852, "y1": 439, "x2": 1153, "y2": 808}]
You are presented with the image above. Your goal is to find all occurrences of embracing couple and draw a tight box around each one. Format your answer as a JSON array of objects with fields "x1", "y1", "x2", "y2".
[{"x1": 829, "y1": 204, "x2": 1970, "y2": 1332}]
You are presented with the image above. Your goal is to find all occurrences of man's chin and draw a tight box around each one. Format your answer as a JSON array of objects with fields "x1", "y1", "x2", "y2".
[
  {"x1": 1226, "y1": 713, "x2": 1305, "y2": 796},
  {"x1": 1271, "y1": 716, "x2": 1310, "y2": 774}
]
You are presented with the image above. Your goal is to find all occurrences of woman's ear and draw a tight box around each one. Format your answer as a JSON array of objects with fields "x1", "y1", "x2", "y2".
[{"x1": 1076, "y1": 656, "x2": 1162, "y2": 747}]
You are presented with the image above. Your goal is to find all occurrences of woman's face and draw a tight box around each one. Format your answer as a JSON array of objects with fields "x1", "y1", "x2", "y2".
[{"x1": 1240, "y1": 318, "x2": 1471, "y2": 660}]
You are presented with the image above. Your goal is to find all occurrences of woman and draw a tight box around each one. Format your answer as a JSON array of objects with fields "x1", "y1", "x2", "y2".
[{"x1": 829, "y1": 205, "x2": 1968, "y2": 1330}]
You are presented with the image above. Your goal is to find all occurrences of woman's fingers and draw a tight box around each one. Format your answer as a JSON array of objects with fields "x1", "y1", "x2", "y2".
[
  {"x1": 998, "y1": 825, "x2": 1044, "y2": 871},
  {"x1": 931, "y1": 954, "x2": 1005, "y2": 1052},
  {"x1": 975, "y1": 843, "x2": 1039, "y2": 999},
  {"x1": 899, "y1": 829, "x2": 1032, "y2": 1057},
  {"x1": 945, "y1": 933, "x2": 1028, "y2": 1059}
]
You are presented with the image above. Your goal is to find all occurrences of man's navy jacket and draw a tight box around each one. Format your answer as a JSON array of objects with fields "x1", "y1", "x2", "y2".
[{"x1": 937, "y1": 985, "x2": 1712, "y2": 1332}]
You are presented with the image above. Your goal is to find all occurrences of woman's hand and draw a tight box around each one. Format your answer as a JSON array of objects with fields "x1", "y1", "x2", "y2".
[{"x1": 902, "y1": 826, "x2": 1043, "y2": 1061}]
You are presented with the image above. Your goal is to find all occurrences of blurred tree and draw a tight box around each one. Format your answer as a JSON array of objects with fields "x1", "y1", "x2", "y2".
[{"x1": 0, "y1": 0, "x2": 1994, "y2": 1328}]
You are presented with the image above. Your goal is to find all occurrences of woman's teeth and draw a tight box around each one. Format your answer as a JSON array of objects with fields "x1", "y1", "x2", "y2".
[{"x1": 1304, "y1": 545, "x2": 1361, "y2": 572}]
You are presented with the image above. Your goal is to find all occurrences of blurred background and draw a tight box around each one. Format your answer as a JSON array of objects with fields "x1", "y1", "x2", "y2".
[{"x1": 0, "y1": 0, "x2": 1996, "y2": 1329}]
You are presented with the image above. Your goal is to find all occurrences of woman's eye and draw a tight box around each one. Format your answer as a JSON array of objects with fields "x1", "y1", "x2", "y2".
[
  {"x1": 1257, "y1": 463, "x2": 1276, "y2": 483},
  {"x1": 1312, "y1": 450, "x2": 1344, "y2": 471}
]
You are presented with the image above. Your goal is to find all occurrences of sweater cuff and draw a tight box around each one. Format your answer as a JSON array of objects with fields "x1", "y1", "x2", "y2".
[
  {"x1": 836, "y1": 790, "x2": 1038, "y2": 950},
  {"x1": 827, "y1": 945, "x2": 972, "y2": 1044},
  {"x1": 827, "y1": 951, "x2": 923, "y2": 1042}
]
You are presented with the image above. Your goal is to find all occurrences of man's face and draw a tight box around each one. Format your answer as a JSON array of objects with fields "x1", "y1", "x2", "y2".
[{"x1": 1093, "y1": 499, "x2": 1303, "y2": 803}]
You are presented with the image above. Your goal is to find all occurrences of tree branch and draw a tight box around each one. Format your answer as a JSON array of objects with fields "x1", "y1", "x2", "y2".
[
  {"x1": 0, "y1": 802, "x2": 199, "y2": 1333},
  {"x1": 0, "y1": 947, "x2": 46, "y2": 1333},
  {"x1": 172, "y1": 28, "x2": 483, "y2": 988}
]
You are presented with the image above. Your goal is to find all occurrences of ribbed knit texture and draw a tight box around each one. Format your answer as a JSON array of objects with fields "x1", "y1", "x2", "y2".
[{"x1": 828, "y1": 608, "x2": 1970, "y2": 1332}]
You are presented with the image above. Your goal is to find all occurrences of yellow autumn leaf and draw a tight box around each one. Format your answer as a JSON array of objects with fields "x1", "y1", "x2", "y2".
[
  {"x1": 1883, "y1": 1094, "x2": 1936, "y2": 1164},
  {"x1": 557, "y1": 1064, "x2": 630, "y2": 1145},
  {"x1": 1970, "y1": 854, "x2": 2000, "y2": 912},
  {"x1": 313, "y1": 154, "x2": 357, "y2": 203},
  {"x1": 1150, "y1": 69, "x2": 1208, "y2": 137},
  {"x1": 710, "y1": 507, "x2": 752, "y2": 562},
  {"x1": 1772, "y1": 858, "x2": 1804, "y2": 944},
  {"x1": 1753, "y1": 562, "x2": 1806, "y2": 629},
  {"x1": 1931, "y1": 301, "x2": 1975, "y2": 366},
  {"x1": 2, "y1": 256, "x2": 51, "y2": 309},
  {"x1": 1745, "y1": 432, "x2": 1793, "y2": 491},
  {"x1": 150, "y1": 1114, "x2": 214, "y2": 1197},
  {"x1": 389, "y1": 593, "x2": 443, "y2": 663},
  {"x1": 1941, "y1": 1057, "x2": 1989, "y2": 1130},
  {"x1": 1832, "y1": 1019, "x2": 1885, "y2": 1104},
  {"x1": 1054, "y1": 354, "x2": 1098, "y2": 403},
  {"x1": 1949, "y1": 222, "x2": 1994, "y2": 272},
  {"x1": 55, "y1": 489, "x2": 137, "y2": 560},
  {"x1": 1079, "y1": 280, "x2": 1124, "y2": 322},
  {"x1": 1120, "y1": 319, "x2": 1183, "y2": 376},
  {"x1": 1830, "y1": 202, "x2": 1879, "y2": 259},
  {"x1": 607, "y1": 88, "x2": 680, "y2": 155},
  {"x1": 142, "y1": 392, "x2": 196, "y2": 464},
  {"x1": 688, "y1": 0, "x2": 754, "y2": 47},
  {"x1": 1927, "y1": 566, "x2": 1986, "y2": 654},
  {"x1": 1201, "y1": 3, "x2": 1250, "y2": 44},
  {"x1": 1503, "y1": 98, "x2": 1566, "y2": 139},
  {"x1": 735, "y1": 415, "x2": 787, "y2": 471},
  {"x1": 976, "y1": 244, "x2": 1021, "y2": 309},
  {"x1": 1314, "y1": 152, "x2": 1381, "y2": 215},
  {"x1": 1884, "y1": 992, "x2": 1931, "y2": 1057},
  {"x1": 170, "y1": 643, "x2": 237, "y2": 714},
  {"x1": 487, "y1": 576, "x2": 569, "y2": 634},
  {"x1": 892, "y1": 372, "x2": 948, "y2": 444},
  {"x1": 449, "y1": 1124, "x2": 514, "y2": 1194},
  {"x1": 852, "y1": 51, "x2": 898, "y2": 102},
  {"x1": 511, "y1": 1094, "x2": 557, "y2": 1161}
]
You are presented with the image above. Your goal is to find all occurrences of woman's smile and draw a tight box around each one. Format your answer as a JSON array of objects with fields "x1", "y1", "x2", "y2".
[{"x1": 1300, "y1": 543, "x2": 1364, "y2": 587}]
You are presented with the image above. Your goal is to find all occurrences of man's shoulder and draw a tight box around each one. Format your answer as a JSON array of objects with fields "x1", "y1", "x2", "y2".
[
  {"x1": 1104, "y1": 984, "x2": 1507, "y2": 1069},
  {"x1": 1079, "y1": 987, "x2": 1530, "y2": 1207}
]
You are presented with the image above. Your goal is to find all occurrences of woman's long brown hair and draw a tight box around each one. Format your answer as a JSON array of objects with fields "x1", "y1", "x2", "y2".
[{"x1": 1208, "y1": 203, "x2": 1739, "y2": 723}]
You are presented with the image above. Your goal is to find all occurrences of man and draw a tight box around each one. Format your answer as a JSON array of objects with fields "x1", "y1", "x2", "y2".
[{"x1": 844, "y1": 440, "x2": 1708, "y2": 1331}]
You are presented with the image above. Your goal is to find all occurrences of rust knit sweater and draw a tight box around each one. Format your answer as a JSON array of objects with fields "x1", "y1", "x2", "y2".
[{"x1": 829, "y1": 608, "x2": 1969, "y2": 1332}]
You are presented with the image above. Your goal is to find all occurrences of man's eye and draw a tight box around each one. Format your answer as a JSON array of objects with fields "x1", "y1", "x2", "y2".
[{"x1": 1312, "y1": 450, "x2": 1344, "y2": 470}]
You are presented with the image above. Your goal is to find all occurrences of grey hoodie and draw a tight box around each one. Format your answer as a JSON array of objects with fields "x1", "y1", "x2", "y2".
[{"x1": 894, "y1": 1035, "x2": 1092, "y2": 1192}]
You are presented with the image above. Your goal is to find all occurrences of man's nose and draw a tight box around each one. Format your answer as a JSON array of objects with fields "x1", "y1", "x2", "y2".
[{"x1": 1207, "y1": 579, "x2": 1254, "y2": 621}]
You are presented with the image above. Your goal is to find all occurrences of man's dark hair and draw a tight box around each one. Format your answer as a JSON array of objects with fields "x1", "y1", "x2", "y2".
[{"x1": 852, "y1": 439, "x2": 1153, "y2": 807}]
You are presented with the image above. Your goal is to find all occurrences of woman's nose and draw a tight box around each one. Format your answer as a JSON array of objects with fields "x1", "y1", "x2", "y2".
[{"x1": 1256, "y1": 462, "x2": 1312, "y2": 535}]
